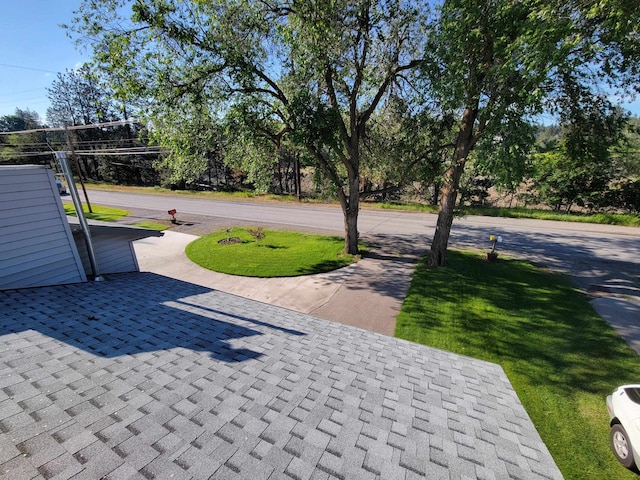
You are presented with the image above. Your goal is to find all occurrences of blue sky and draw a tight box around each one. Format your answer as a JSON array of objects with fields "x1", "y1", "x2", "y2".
[
  {"x1": 0, "y1": 1, "x2": 85, "y2": 122},
  {"x1": 0, "y1": 1, "x2": 638, "y2": 125}
]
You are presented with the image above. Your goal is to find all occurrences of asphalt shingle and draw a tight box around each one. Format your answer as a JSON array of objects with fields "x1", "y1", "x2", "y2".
[{"x1": 0, "y1": 273, "x2": 563, "y2": 479}]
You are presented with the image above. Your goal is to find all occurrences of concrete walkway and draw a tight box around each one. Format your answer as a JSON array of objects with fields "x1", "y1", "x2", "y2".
[{"x1": 133, "y1": 230, "x2": 424, "y2": 337}]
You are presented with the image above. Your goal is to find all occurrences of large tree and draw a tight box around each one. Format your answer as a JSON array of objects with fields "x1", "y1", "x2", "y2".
[
  {"x1": 0, "y1": 108, "x2": 42, "y2": 132},
  {"x1": 46, "y1": 65, "x2": 117, "y2": 127},
  {"x1": 70, "y1": 0, "x2": 427, "y2": 254},
  {"x1": 0, "y1": 109, "x2": 49, "y2": 165},
  {"x1": 422, "y1": 0, "x2": 640, "y2": 266},
  {"x1": 421, "y1": 1, "x2": 564, "y2": 266}
]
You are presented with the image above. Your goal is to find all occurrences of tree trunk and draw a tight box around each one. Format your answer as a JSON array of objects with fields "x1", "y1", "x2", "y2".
[
  {"x1": 427, "y1": 106, "x2": 478, "y2": 267},
  {"x1": 428, "y1": 163, "x2": 465, "y2": 267},
  {"x1": 306, "y1": 126, "x2": 360, "y2": 254},
  {"x1": 277, "y1": 162, "x2": 284, "y2": 194},
  {"x1": 430, "y1": 181, "x2": 441, "y2": 206},
  {"x1": 339, "y1": 172, "x2": 360, "y2": 255},
  {"x1": 295, "y1": 155, "x2": 301, "y2": 201}
]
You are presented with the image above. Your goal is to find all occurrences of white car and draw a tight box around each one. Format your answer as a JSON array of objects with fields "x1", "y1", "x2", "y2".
[{"x1": 607, "y1": 384, "x2": 640, "y2": 471}]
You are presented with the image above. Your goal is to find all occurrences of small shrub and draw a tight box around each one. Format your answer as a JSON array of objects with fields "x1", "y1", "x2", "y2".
[{"x1": 247, "y1": 227, "x2": 266, "y2": 241}]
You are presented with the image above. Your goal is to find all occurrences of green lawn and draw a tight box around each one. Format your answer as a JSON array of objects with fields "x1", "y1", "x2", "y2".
[
  {"x1": 63, "y1": 203, "x2": 129, "y2": 222},
  {"x1": 395, "y1": 250, "x2": 640, "y2": 479},
  {"x1": 186, "y1": 227, "x2": 363, "y2": 277},
  {"x1": 131, "y1": 221, "x2": 169, "y2": 231}
]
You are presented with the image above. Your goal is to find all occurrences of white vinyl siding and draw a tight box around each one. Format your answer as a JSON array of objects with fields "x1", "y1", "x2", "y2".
[
  {"x1": 73, "y1": 227, "x2": 141, "y2": 275},
  {"x1": 0, "y1": 166, "x2": 86, "y2": 289}
]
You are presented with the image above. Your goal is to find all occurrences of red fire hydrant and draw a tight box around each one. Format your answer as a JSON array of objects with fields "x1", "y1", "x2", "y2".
[{"x1": 168, "y1": 209, "x2": 177, "y2": 224}]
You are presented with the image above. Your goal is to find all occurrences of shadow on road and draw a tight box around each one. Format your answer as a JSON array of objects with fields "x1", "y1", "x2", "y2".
[{"x1": 345, "y1": 223, "x2": 640, "y2": 304}]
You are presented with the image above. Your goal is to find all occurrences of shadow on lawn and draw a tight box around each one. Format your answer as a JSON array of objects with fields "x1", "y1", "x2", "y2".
[
  {"x1": 397, "y1": 251, "x2": 640, "y2": 396},
  {"x1": 0, "y1": 273, "x2": 305, "y2": 363},
  {"x1": 296, "y1": 258, "x2": 356, "y2": 275}
]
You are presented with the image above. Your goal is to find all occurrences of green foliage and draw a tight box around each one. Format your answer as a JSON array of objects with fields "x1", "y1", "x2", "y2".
[
  {"x1": 531, "y1": 94, "x2": 629, "y2": 211},
  {"x1": 69, "y1": 0, "x2": 429, "y2": 254},
  {"x1": 0, "y1": 109, "x2": 49, "y2": 165},
  {"x1": 0, "y1": 108, "x2": 42, "y2": 132},
  {"x1": 612, "y1": 117, "x2": 640, "y2": 179},
  {"x1": 185, "y1": 227, "x2": 363, "y2": 277},
  {"x1": 222, "y1": 101, "x2": 280, "y2": 192},
  {"x1": 474, "y1": 116, "x2": 536, "y2": 192},
  {"x1": 151, "y1": 106, "x2": 224, "y2": 186},
  {"x1": 362, "y1": 98, "x2": 454, "y2": 203},
  {"x1": 605, "y1": 179, "x2": 640, "y2": 213},
  {"x1": 565, "y1": 0, "x2": 640, "y2": 89},
  {"x1": 396, "y1": 250, "x2": 640, "y2": 479},
  {"x1": 46, "y1": 65, "x2": 119, "y2": 127}
]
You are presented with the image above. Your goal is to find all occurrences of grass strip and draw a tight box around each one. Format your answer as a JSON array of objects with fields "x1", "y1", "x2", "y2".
[
  {"x1": 131, "y1": 221, "x2": 169, "y2": 231},
  {"x1": 378, "y1": 203, "x2": 640, "y2": 227},
  {"x1": 63, "y1": 203, "x2": 129, "y2": 222},
  {"x1": 82, "y1": 182, "x2": 327, "y2": 204},
  {"x1": 186, "y1": 227, "x2": 364, "y2": 277},
  {"x1": 395, "y1": 250, "x2": 640, "y2": 479}
]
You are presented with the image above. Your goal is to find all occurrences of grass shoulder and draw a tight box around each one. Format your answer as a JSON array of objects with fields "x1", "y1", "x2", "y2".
[
  {"x1": 186, "y1": 227, "x2": 366, "y2": 277},
  {"x1": 63, "y1": 203, "x2": 129, "y2": 222},
  {"x1": 82, "y1": 182, "x2": 329, "y2": 205},
  {"x1": 464, "y1": 205, "x2": 640, "y2": 227},
  {"x1": 395, "y1": 250, "x2": 640, "y2": 479},
  {"x1": 131, "y1": 221, "x2": 169, "y2": 231},
  {"x1": 378, "y1": 202, "x2": 640, "y2": 227}
]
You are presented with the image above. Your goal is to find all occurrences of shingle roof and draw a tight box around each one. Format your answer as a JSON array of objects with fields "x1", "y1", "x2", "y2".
[{"x1": 0, "y1": 273, "x2": 562, "y2": 479}]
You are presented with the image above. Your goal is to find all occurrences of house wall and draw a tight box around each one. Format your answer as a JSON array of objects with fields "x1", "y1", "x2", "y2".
[
  {"x1": 0, "y1": 166, "x2": 87, "y2": 289},
  {"x1": 72, "y1": 225, "x2": 141, "y2": 275}
]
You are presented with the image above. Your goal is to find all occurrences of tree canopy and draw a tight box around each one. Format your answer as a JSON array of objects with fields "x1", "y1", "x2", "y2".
[
  {"x1": 68, "y1": 0, "x2": 640, "y2": 263},
  {"x1": 69, "y1": 0, "x2": 429, "y2": 254},
  {"x1": 0, "y1": 109, "x2": 49, "y2": 165},
  {"x1": 46, "y1": 65, "x2": 118, "y2": 127}
]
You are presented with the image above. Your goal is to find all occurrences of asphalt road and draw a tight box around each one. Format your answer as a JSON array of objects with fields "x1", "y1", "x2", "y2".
[{"x1": 79, "y1": 188, "x2": 640, "y2": 294}]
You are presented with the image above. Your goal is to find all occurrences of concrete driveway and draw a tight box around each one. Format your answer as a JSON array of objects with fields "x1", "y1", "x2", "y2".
[{"x1": 133, "y1": 230, "x2": 424, "y2": 337}]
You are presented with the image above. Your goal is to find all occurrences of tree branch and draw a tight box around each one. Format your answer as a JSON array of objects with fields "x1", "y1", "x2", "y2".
[
  {"x1": 359, "y1": 59, "x2": 423, "y2": 131},
  {"x1": 250, "y1": 66, "x2": 289, "y2": 106},
  {"x1": 324, "y1": 66, "x2": 351, "y2": 145}
]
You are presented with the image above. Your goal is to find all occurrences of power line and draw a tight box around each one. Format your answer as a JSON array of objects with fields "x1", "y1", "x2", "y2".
[
  {"x1": 0, "y1": 138, "x2": 144, "y2": 148},
  {"x1": 1, "y1": 148, "x2": 165, "y2": 158},
  {"x1": 74, "y1": 149, "x2": 165, "y2": 156},
  {"x1": 0, "y1": 63, "x2": 56, "y2": 74},
  {"x1": 0, "y1": 119, "x2": 140, "y2": 135},
  {"x1": 0, "y1": 151, "x2": 54, "y2": 158}
]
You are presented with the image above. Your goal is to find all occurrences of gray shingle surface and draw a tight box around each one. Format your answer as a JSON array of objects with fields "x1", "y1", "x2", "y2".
[{"x1": 0, "y1": 273, "x2": 562, "y2": 479}]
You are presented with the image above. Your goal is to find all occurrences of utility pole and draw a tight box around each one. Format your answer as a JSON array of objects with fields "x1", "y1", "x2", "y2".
[
  {"x1": 56, "y1": 151, "x2": 103, "y2": 281},
  {"x1": 64, "y1": 124, "x2": 93, "y2": 213}
]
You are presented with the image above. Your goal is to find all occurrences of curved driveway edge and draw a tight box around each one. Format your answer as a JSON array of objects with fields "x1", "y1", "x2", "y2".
[{"x1": 133, "y1": 230, "x2": 424, "y2": 337}]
